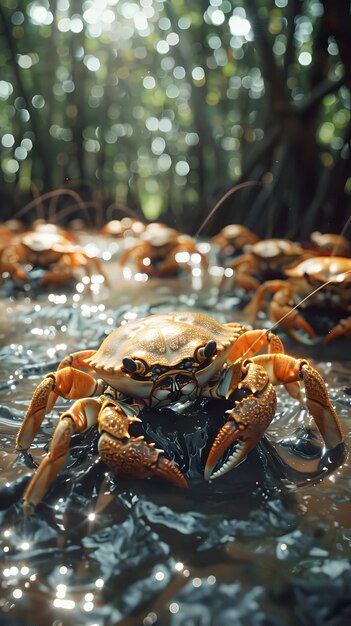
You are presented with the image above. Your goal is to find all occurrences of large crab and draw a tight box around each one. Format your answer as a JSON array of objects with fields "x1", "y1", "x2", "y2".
[
  {"x1": 16, "y1": 311, "x2": 344, "y2": 514},
  {"x1": 245, "y1": 256, "x2": 351, "y2": 343},
  {"x1": 119, "y1": 223, "x2": 208, "y2": 277},
  {"x1": 0, "y1": 224, "x2": 105, "y2": 287}
]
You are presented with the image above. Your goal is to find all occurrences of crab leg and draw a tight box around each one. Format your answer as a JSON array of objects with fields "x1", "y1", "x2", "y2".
[
  {"x1": 253, "y1": 354, "x2": 344, "y2": 448},
  {"x1": 16, "y1": 367, "x2": 104, "y2": 451},
  {"x1": 228, "y1": 329, "x2": 301, "y2": 402},
  {"x1": 23, "y1": 397, "x2": 101, "y2": 515},
  {"x1": 245, "y1": 280, "x2": 317, "y2": 341},
  {"x1": 98, "y1": 399, "x2": 188, "y2": 489},
  {"x1": 244, "y1": 279, "x2": 286, "y2": 323},
  {"x1": 229, "y1": 329, "x2": 285, "y2": 361},
  {"x1": 57, "y1": 350, "x2": 97, "y2": 371},
  {"x1": 39, "y1": 266, "x2": 74, "y2": 287},
  {"x1": 81, "y1": 253, "x2": 109, "y2": 286},
  {"x1": 324, "y1": 315, "x2": 351, "y2": 343},
  {"x1": 220, "y1": 253, "x2": 260, "y2": 291},
  {"x1": 269, "y1": 288, "x2": 317, "y2": 342}
]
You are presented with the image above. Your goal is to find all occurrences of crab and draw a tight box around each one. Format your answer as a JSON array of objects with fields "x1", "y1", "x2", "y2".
[
  {"x1": 31, "y1": 221, "x2": 79, "y2": 243},
  {"x1": 220, "y1": 238, "x2": 306, "y2": 292},
  {"x1": 119, "y1": 223, "x2": 208, "y2": 277},
  {"x1": 211, "y1": 224, "x2": 260, "y2": 260},
  {"x1": 15, "y1": 311, "x2": 344, "y2": 514},
  {"x1": 308, "y1": 231, "x2": 351, "y2": 257},
  {"x1": 245, "y1": 256, "x2": 351, "y2": 343},
  {"x1": 0, "y1": 226, "x2": 106, "y2": 287},
  {"x1": 101, "y1": 217, "x2": 146, "y2": 239}
]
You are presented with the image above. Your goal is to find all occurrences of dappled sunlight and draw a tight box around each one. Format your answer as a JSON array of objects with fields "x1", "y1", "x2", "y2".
[{"x1": 0, "y1": 0, "x2": 349, "y2": 235}]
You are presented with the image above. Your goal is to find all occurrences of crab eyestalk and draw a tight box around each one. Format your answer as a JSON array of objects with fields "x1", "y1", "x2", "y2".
[{"x1": 194, "y1": 340, "x2": 217, "y2": 364}]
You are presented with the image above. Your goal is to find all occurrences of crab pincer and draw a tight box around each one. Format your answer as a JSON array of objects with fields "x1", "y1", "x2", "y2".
[
  {"x1": 204, "y1": 361, "x2": 276, "y2": 480},
  {"x1": 97, "y1": 399, "x2": 188, "y2": 488}
]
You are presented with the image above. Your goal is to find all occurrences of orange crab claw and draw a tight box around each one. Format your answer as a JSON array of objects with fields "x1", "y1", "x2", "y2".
[
  {"x1": 154, "y1": 456, "x2": 189, "y2": 489},
  {"x1": 204, "y1": 419, "x2": 250, "y2": 480},
  {"x1": 98, "y1": 431, "x2": 188, "y2": 489},
  {"x1": 205, "y1": 364, "x2": 277, "y2": 481},
  {"x1": 324, "y1": 316, "x2": 351, "y2": 343}
]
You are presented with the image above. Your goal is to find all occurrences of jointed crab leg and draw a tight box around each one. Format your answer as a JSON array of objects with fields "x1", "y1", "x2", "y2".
[
  {"x1": 229, "y1": 328, "x2": 285, "y2": 361},
  {"x1": 23, "y1": 397, "x2": 102, "y2": 515},
  {"x1": 98, "y1": 399, "x2": 188, "y2": 488},
  {"x1": 228, "y1": 328, "x2": 301, "y2": 402},
  {"x1": 205, "y1": 354, "x2": 344, "y2": 480},
  {"x1": 16, "y1": 367, "x2": 105, "y2": 451},
  {"x1": 245, "y1": 280, "x2": 317, "y2": 341},
  {"x1": 57, "y1": 350, "x2": 97, "y2": 371}
]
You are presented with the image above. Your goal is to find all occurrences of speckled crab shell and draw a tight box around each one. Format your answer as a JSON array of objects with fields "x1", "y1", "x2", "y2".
[
  {"x1": 86, "y1": 312, "x2": 246, "y2": 393},
  {"x1": 251, "y1": 238, "x2": 303, "y2": 260},
  {"x1": 285, "y1": 256, "x2": 351, "y2": 285},
  {"x1": 20, "y1": 231, "x2": 78, "y2": 254}
]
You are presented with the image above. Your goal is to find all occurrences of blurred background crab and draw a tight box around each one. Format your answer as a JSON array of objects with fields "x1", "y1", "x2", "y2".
[
  {"x1": 211, "y1": 224, "x2": 260, "y2": 263},
  {"x1": 307, "y1": 231, "x2": 351, "y2": 257},
  {"x1": 0, "y1": 222, "x2": 106, "y2": 288},
  {"x1": 245, "y1": 256, "x2": 351, "y2": 343},
  {"x1": 118, "y1": 222, "x2": 208, "y2": 278},
  {"x1": 101, "y1": 217, "x2": 146, "y2": 240},
  {"x1": 219, "y1": 237, "x2": 306, "y2": 293}
]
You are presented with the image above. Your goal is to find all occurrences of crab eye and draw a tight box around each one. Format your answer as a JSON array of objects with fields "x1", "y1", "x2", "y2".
[
  {"x1": 194, "y1": 340, "x2": 217, "y2": 363},
  {"x1": 122, "y1": 357, "x2": 147, "y2": 375}
]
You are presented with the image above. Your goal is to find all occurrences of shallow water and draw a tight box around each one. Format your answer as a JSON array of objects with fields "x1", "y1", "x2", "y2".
[{"x1": 0, "y1": 254, "x2": 350, "y2": 626}]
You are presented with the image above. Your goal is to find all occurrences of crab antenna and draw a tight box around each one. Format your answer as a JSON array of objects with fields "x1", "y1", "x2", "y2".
[
  {"x1": 106, "y1": 202, "x2": 143, "y2": 222},
  {"x1": 13, "y1": 189, "x2": 91, "y2": 224},
  {"x1": 54, "y1": 200, "x2": 101, "y2": 223},
  {"x1": 241, "y1": 269, "x2": 351, "y2": 360},
  {"x1": 195, "y1": 181, "x2": 263, "y2": 238},
  {"x1": 331, "y1": 212, "x2": 351, "y2": 257}
]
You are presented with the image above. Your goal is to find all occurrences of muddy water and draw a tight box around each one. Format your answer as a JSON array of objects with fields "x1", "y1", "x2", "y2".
[{"x1": 0, "y1": 254, "x2": 350, "y2": 626}]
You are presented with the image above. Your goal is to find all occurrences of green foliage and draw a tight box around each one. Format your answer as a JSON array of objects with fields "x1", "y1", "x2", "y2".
[{"x1": 0, "y1": 0, "x2": 350, "y2": 235}]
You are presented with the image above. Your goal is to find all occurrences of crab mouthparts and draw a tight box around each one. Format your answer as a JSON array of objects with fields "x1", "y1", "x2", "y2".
[{"x1": 169, "y1": 390, "x2": 181, "y2": 401}]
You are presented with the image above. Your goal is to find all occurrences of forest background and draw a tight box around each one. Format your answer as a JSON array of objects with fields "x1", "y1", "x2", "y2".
[{"x1": 0, "y1": 0, "x2": 350, "y2": 239}]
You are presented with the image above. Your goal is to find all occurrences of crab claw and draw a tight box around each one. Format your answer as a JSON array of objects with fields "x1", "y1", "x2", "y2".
[
  {"x1": 324, "y1": 316, "x2": 351, "y2": 343},
  {"x1": 155, "y1": 456, "x2": 189, "y2": 489},
  {"x1": 205, "y1": 367, "x2": 277, "y2": 480},
  {"x1": 204, "y1": 419, "x2": 250, "y2": 480},
  {"x1": 99, "y1": 433, "x2": 188, "y2": 489}
]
